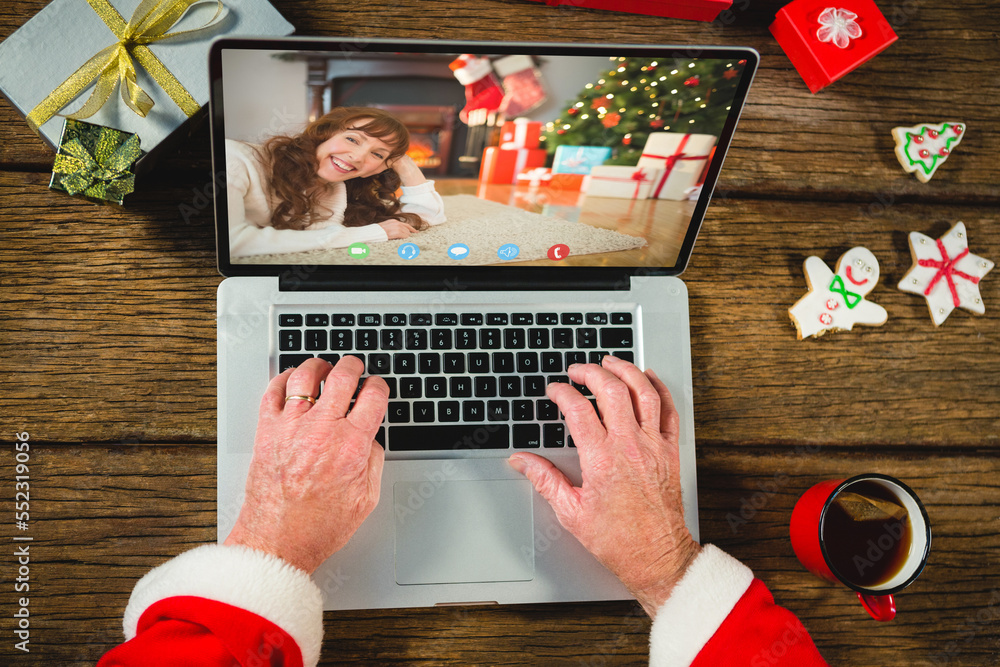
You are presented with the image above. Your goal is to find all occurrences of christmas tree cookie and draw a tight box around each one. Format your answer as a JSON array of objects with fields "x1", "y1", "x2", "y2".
[
  {"x1": 892, "y1": 122, "x2": 965, "y2": 182},
  {"x1": 898, "y1": 222, "x2": 994, "y2": 326},
  {"x1": 789, "y1": 247, "x2": 888, "y2": 340}
]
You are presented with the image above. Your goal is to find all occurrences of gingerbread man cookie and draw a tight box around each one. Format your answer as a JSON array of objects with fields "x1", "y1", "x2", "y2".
[
  {"x1": 789, "y1": 247, "x2": 888, "y2": 340},
  {"x1": 892, "y1": 122, "x2": 965, "y2": 183},
  {"x1": 898, "y1": 222, "x2": 993, "y2": 326}
]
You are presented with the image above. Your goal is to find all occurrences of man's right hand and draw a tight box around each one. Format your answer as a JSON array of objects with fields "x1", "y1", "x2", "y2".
[{"x1": 508, "y1": 356, "x2": 701, "y2": 617}]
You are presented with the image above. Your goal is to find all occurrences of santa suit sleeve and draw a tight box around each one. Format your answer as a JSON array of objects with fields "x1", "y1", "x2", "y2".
[
  {"x1": 649, "y1": 545, "x2": 828, "y2": 666},
  {"x1": 97, "y1": 544, "x2": 324, "y2": 667}
]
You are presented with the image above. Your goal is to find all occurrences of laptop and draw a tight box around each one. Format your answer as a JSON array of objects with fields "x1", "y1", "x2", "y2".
[{"x1": 211, "y1": 37, "x2": 758, "y2": 610}]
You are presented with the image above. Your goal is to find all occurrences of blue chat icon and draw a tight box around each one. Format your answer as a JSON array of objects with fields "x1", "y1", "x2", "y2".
[{"x1": 448, "y1": 244, "x2": 470, "y2": 260}]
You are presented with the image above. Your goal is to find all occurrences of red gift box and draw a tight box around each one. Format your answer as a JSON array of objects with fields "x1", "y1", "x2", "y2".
[
  {"x1": 549, "y1": 173, "x2": 585, "y2": 192},
  {"x1": 770, "y1": 0, "x2": 897, "y2": 93},
  {"x1": 524, "y1": 0, "x2": 732, "y2": 22},
  {"x1": 500, "y1": 119, "x2": 542, "y2": 149},
  {"x1": 515, "y1": 168, "x2": 586, "y2": 191},
  {"x1": 480, "y1": 146, "x2": 547, "y2": 184}
]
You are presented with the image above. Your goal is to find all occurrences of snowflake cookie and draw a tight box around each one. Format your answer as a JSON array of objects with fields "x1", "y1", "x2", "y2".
[
  {"x1": 892, "y1": 122, "x2": 965, "y2": 183},
  {"x1": 898, "y1": 222, "x2": 993, "y2": 326},
  {"x1": 789, "y1": 247, "x2": 888, "y2": 340}
]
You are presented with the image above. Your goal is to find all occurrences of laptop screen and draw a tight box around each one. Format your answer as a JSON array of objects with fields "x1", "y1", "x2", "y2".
[{"x1": 209, "y1": 39, "x2": 757, "y2": 282}]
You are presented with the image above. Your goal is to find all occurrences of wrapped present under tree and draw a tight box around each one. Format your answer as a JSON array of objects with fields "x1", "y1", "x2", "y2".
[
  {"x1": 541, "y1": 55, "x2": 748, "y2": 165},
  {"x1": 551, "y1": 145, "x2": 612, "y2": 175},
  {"x1": 637, "y1": 131, "x2": 716, "y2": 200},
  {"x1": 584, "y1": 165, "x2": 663, "y2": 199}
]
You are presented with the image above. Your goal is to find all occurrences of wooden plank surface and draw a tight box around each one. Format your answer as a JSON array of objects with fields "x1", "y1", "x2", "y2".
[
  {"x1": 2, "y1": 1, "x2": 999, "y2": 203},
  {"x1": 2, "y1": 0, "x2": 998, "y2": 664},
  {"x1": 0, "y1": 444, "x2": 995, "y2": 665},
  {"x1": 2, "y1": 174, "x2": 996, "y2": 446}
]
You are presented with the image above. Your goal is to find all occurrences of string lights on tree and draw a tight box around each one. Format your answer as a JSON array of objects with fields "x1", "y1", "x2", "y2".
[{"x1": 542, "y1": 56, "x2": 745, "y2": 165}]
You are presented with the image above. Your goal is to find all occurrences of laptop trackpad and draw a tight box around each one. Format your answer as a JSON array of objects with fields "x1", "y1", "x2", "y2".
[{"x1": 393, "y1": 479, "x2": 534, "y2": 585}]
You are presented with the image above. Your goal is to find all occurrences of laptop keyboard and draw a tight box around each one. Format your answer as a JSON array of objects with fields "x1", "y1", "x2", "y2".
[{"x1": 276, "y1": 309, "x2": 636, "y2": 452}]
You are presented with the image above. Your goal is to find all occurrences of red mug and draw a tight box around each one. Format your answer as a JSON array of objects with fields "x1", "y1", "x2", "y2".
[{"x1": 790, "y1": 473, "x2": 931, "y2": 621}]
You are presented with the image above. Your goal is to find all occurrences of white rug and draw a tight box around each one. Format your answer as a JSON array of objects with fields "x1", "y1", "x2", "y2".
[{"x1": 235, "y1": 194, "x2": 646, "y2": 266}]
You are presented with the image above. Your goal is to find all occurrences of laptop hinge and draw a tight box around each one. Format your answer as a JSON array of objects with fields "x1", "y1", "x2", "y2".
[{"x1": 278, "y1": 271, "x2": 636, "y2": 292}]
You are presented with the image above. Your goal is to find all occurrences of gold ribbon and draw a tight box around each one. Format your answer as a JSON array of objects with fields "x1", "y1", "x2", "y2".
[
  {"x1": 27, "y1": 0, "x2": 226, "y2": 133},
  {"x1": 52, "y1": 125, "x2": 143, "y2": 199}
]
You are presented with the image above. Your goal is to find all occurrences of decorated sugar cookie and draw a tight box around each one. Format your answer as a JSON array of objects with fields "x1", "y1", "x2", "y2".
[
  {"x1": 789, "y1": 248, "x2": 888, "y2": 340},
  {"x1": 898, "y1": 222, "x2": 993, "y2": 326},
  {"x1": 892, "y1": 122, "x2": 965, "y2": 183}
]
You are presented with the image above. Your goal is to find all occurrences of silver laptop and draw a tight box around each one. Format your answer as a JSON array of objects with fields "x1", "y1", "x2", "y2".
[{"x1": 211, "y1": 37, "x2": 758, "y2": 610}]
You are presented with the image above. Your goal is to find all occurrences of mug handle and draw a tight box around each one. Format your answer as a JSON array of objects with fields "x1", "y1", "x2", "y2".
[{"x1": 858, "y1": 592, "x2": 896, "y2": 622}]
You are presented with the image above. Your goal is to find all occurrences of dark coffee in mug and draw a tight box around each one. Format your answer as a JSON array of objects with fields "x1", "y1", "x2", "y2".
[{"x1": 822, "y1": 480, "x2": 912, "y2": 588}]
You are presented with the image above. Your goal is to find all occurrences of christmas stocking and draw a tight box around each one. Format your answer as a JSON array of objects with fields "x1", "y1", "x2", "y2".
[
  {"x1": 449, "y1": 54, "x2": 504, "y2": 124},
  {"x1": 493, "y1": 54, "x2": 547, "y2": 117}
]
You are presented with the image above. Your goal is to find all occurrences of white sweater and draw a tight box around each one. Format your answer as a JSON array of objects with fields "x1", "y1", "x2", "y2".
[{"x1": 225, "y1": 139, "x2": 447, "y2": 258}]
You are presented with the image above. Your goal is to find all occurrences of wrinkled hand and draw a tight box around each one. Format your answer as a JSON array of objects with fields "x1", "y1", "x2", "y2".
[
  {"x1": 508, "y1": 356, "x2": 701, "y2": 617},
  {"x1": 224, "y1": 356, "x2": 388, "y2": 573}
]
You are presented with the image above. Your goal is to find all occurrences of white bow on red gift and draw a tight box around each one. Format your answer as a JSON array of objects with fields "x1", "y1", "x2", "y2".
[{"x1": 816, "y1": 7, "x2": 863, "y2": 49}]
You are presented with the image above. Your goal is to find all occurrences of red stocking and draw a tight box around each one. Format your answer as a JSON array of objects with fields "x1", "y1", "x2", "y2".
[{"x1": 449, "y1": 54, "x2": 504, "y2": 124}]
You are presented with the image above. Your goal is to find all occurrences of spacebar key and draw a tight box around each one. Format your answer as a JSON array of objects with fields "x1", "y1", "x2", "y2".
[{"x1": 388, "y1": 425, "x2": 510, "y2": 451}]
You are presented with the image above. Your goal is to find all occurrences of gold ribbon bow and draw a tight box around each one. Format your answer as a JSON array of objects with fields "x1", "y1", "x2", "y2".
[
  {"x1": 27, "y1": 0, "x2": 226, "y2": 133},
  {"x1": 52, "y1": 125, "x2": 142, "y2": 199}
]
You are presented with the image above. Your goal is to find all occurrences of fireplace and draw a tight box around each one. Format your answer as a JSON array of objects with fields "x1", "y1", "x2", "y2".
[{"x1": 305, "y1": 54, "x2": 468, "y2": 176}]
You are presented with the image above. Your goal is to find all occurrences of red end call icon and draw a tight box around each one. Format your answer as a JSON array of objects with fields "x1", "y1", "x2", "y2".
[{"x1": 547, "y1": 244, "x2": 570, "y2": 261}]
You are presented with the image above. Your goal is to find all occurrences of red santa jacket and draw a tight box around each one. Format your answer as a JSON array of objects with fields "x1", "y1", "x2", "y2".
[{"x1": 98, "y1": 544, "x2": 827, "y2": 666}]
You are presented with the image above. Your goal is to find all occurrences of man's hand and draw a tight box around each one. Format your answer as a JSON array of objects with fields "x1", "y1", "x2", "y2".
[
  {"x1": 508, "y1": 356, "x2": 701, "y2": 617},
  {"x1": 224, "y1": 356, "x2": 388, "y2": 573}
]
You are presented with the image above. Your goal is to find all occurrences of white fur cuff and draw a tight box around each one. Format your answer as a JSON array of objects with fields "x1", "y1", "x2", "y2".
[
  {"x1": 648, "y1": 544, "x2": 755, "y2": 666},
  {"x1": 123, "y1": 544, "x2": 324, "y2": 666}
]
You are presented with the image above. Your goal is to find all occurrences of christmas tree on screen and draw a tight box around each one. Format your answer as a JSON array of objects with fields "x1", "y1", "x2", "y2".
[{"x1": 541, "y1": 56, "x2": 747, "y2": 165}]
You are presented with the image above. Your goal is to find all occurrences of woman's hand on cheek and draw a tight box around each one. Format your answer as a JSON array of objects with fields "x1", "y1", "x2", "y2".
[
  {"x1": 378, "y1": 220, "x2": 417, "y2": 239},
  {"x1": 390, "y1": 154, "x2": 428, "y2": 187}
]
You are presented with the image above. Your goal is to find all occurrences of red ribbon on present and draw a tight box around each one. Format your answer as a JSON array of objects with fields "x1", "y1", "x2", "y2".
[
  {"x1": 642, "y1": 134, "x2": 712, "y2": 198},
  {"x1": 590, "y1": 167, "x2": 654, "y2": 199}
]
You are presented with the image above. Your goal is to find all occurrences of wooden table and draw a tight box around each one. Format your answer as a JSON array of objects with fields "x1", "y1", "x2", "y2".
[{"x1": 1, "y1": 1, "x2": 998, "y2": 664}]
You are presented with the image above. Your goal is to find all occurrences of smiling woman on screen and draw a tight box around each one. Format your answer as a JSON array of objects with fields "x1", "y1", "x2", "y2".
[{"x1": 226, "y1": 106, "x2": 446, "y2": 258}]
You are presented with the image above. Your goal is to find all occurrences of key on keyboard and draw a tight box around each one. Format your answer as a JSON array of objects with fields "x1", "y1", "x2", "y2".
[{"x1": 276, "y1": 308, "x2": 636, "y2": 451}]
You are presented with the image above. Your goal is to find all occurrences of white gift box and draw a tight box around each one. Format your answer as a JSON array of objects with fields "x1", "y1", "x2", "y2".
[
  {"x1": 583, "y1": 165, "x2": 663, "y2": 199},
  {"x1": 515, "y1": 167, "x2": 553, "y2": 187},
  {"x1": 636, "y1": 131, "x2": 716, "y2": 200},
  {"x1": 0, "y1": 0, "x2": 293, "y2": 171}
]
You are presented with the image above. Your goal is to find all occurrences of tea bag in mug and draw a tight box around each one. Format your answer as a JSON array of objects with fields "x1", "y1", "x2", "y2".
[{"x1": 833, "y1": 491, "x2": 907, "y2": 522}]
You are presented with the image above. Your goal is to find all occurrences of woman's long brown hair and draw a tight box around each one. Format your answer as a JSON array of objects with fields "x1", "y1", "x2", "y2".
[{"x1": 262, "y1": 107, "x2": 425, "y2": 231}]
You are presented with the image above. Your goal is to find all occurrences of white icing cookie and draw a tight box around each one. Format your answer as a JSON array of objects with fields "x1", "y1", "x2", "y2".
[
  {"x1": 897, "y1": 221, "x2": 993, "y2": 326},
  {"x1": 892, "y1": 122, "x2": 965, "y2": 183},
  {"x1": 789, "y1": 247, "x2": 888, "y2": 340}
]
